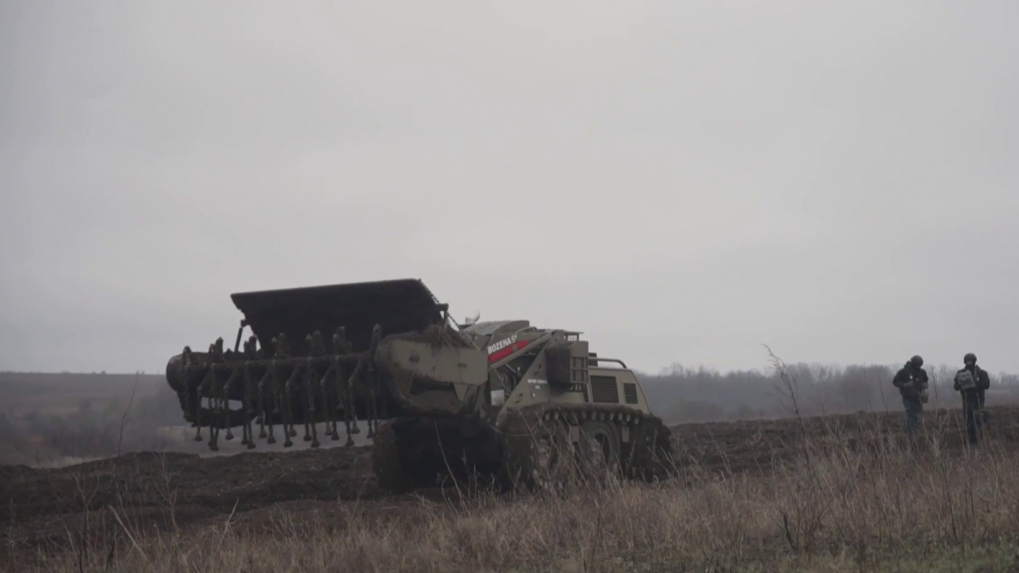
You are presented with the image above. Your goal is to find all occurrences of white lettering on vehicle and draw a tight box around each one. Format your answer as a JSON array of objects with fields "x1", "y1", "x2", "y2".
[
  {"x1": 487, "y1": 335, "x2": 518, "y2": 355},
  {"x1": 528, "y1": 379, "x2": 547, "y2": 385}
]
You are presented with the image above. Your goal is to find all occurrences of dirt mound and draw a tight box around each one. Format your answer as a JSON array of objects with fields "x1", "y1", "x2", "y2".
[
  {"x1": 3, "y1": 447, "x2": 375, "y2": 518},
  {"x1": 0, "y1": 445, "x2": 385, "y2": 552}
]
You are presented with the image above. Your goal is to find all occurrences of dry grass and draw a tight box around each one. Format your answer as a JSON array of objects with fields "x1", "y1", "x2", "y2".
[{"x1": 9, "y1": 420, "x2": 1019, "y2": 573}]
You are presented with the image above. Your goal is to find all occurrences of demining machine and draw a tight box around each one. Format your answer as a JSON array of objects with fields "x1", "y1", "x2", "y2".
[{"x1": 164, "y1": 279, "x2": 676, "y2": 491}]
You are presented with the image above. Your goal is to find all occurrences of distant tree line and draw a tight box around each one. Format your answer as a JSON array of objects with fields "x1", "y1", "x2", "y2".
[
  {"x1": 0, "y1": 374, "x2": 183, "y2": 465},
  {"x1": 638, "y1": 362, "x2": 1019, "y2": 425}
]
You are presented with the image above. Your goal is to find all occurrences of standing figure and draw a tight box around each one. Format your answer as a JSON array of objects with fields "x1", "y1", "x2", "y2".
[
  {"x1": 953, "y1": 353, "x2": 991, "y2": 446},
  {"x1": 892, "y1": 355, "x2": 929, "y2": 436}
]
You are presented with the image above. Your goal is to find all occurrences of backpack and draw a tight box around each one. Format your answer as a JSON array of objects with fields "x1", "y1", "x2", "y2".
[{"x1": 956, "y1": 369, "x2": 978, "y2": 391}]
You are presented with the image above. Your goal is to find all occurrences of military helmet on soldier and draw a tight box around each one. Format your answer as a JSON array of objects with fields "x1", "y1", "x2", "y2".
[
  {"x1": 910, "y1": 355, "x2": 924, "y2": 368},
  {"x1": 964, "y1": 353, "x2": 977, "y2": 364}
]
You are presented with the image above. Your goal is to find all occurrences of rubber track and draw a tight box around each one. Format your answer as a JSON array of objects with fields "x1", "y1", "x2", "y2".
[{"x1": 497, "y1": 403, "x2": 678, "y2": 486}]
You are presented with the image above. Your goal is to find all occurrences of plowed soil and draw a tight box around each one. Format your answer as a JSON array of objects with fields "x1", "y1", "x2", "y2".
[{"x1": 3, "y1": 405, "x2": 1017, "y2": 558}]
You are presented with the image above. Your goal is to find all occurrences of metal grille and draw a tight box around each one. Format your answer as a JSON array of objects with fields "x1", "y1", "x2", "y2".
[
  {"x1": 590, "y1": 375, "x2": 619, "y2": 404},
  {"x1": 571, "y1": 356, "x2": 589, "y2": 383},
  {"x1": 623, "y1": 383, "x2": 639, "y2": 404}
]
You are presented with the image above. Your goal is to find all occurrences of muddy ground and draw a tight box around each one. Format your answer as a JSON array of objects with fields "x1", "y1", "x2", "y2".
[{"x1": 2, "y1": 405, "x2": 1017, "y2": 560}]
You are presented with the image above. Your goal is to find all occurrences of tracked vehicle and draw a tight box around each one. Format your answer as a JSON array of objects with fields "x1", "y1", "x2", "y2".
[{"x1": 165, "y1": 279, "x2": 675, "y2": 491}]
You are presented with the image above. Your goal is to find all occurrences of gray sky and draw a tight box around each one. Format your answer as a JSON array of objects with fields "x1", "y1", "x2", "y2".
[{"x1": 1, "y1": 0, "x2": 1017, "y2": 376}]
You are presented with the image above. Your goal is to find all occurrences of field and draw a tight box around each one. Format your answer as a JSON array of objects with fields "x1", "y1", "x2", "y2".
[{"x1": 5, "y1": 403, "x2": 1019, "y2": 572}]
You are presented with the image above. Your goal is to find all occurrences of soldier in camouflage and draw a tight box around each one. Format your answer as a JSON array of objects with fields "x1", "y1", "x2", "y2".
[
  {"x1": 953, "y1": 353, "x2": 990, "y2": 446},
  {"x1": 892, "y1": 355, "x2": 929, "y2": 436}
]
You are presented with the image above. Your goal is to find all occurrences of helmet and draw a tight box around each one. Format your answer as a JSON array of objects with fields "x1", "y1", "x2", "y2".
[
  {"x1": 964, "y1": 353, "x2": 977, "y2": 364},
  {"x1": 910, "y1": 355, "x2": 924, "y2": 368}
]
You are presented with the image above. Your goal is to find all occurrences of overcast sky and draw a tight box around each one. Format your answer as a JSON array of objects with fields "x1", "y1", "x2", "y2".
[{"x1": 1, "y1": 0, "x2": 1016, "y2": 376}]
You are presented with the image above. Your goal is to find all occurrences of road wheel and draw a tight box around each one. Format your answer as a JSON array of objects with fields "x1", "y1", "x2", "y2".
[{"x1": 577, "y1": 419, "x2": 622, "y2": 481}]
